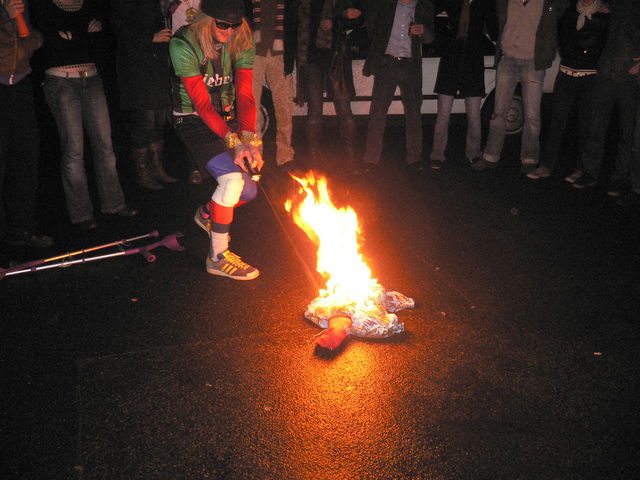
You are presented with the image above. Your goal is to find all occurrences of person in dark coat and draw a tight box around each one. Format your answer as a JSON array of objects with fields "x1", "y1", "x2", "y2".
[
  {"x1": 111, "y1": 0, "x2": 177, "y2": 190},
  {"x1": 526, "y1": 0, "x2": 609, "y2": 182},
  {"x1": 362, "y1": 0, "x2": 435, "y2": 171},
  {"x1": 298, "y1": 0, "x2": 364, "y2": 173},
  {"x1": 429, "y1": 0, "x2": 497, "y2": 169},
  {"x1": 0, "y1": 0, "x2": 53, "y2": 247},
  {"x1": 572, "y1": 0, "x2": 640, "y2": 194}
]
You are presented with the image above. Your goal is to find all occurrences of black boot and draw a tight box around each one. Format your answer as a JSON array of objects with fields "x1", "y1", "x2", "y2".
[
  {"x1": 148, "y1": 140, "x2": 178, "y2": 184},
  {"x1": 132, "y1": 146, "x2": 163, "y2": 190}
]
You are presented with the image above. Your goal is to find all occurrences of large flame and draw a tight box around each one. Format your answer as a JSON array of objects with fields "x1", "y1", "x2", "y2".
[{"x1": 285, "y1": 173, "x2": 380, "y2": 307}]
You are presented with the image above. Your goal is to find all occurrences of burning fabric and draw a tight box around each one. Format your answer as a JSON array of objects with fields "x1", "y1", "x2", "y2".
[{"x1": 285, "y1": 173, "x2": 414, "y2": 350}]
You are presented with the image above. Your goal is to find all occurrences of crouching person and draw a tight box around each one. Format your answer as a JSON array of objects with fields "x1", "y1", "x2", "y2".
[{"x1": 169, "y1": 0, "x2": 264, "y2": 280}]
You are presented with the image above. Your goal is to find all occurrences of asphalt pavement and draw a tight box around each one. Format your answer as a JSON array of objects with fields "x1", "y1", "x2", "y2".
[{"x1": 2, "y1": 113, "x2": 639, "y2": 479}]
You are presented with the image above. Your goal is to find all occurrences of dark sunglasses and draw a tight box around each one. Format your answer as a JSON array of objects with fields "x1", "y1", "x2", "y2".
[{"x1": 215, "y1": 19, "x2": 242, "y2": 30}]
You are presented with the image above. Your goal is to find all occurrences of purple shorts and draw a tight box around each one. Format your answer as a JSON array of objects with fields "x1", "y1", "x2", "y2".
[{"x1": 205, "y1": 152, "x2": 258, "y2": 202}]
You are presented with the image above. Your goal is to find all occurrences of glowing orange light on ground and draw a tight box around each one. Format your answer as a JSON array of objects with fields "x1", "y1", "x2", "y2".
[{"x1": 286, "y1": 173, "x2": 412, "y2": 350}]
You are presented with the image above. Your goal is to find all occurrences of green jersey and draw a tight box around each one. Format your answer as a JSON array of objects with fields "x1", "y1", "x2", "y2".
[{"x1": 169, "y1": 27, "x2": 255, "y2": 114}]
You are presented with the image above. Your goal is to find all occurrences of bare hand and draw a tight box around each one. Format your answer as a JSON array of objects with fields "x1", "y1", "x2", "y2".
[
  {"x1": 233, "y1": 144, "x2": 264, "y2": 173},
  {"x1": 4, "y1": 0, "x2": 25, "y2": 19},
  {"x1": 58, "y1": 31, "x2": 73, "y2": 40},
  {"x1": 630, "y1": 57, "x2": 640, "y2": 76},
  {"x1": 409, "y1": 23, "x2": 425, "y2": 36},
  {"x1": 87, "y1": 19, "x2": 102, "y2": 33},
  {"x1": 153, "y1": 28, "x2": 172, "y2": 43},
  {"x1": 343, "y1": 8, "x2": 362, "y2": 20},
  {"x1": 320, "y1": 19, "x2": 332, "y2": 31}
]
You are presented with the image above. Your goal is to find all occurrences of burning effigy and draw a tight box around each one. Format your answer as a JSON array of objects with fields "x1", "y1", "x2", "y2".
[{"x1": 285, "y1": 173, "x2": 414, "y2": 350}]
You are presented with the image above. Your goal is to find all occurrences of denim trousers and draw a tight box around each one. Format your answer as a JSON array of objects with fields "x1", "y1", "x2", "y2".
[
  {"x1": 430, "y1": 94, "x2": 481, "y2": 162},
  {"x1": 580, "y1": 75, "x2": 638, "y2": 182},
  {"x1": 364, "y1": 55, "x2": 423, "y2": 165},
  {"x1": 43, "y1": 75, "x2": 125, "y2": 223},
  {"x1": 484, "y1": 56, "x2": 545, "y2": 163},
  {"x1": 0, "y1": 76, "x2": 39, "y2": 236},
  {"x1": 541, "y1": 72, "x2": 595, "y2": 171}
]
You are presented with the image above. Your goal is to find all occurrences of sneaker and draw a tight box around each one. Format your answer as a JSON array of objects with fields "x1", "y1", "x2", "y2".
[
  {"x1": 194, "y1": 205, "x2": 210, "y2": 233},
  {"x1": 572, "y1": 173, "x2": 597, "y2": 189},
  {"x1": 470, "y1": 157, "x2": 497, "y2": 171},
  {"x1": 526, "y1": 165, "x2": 552, "y2": 180},
  {"x1": 519, "y1": 162, "x2": 537, "y2": 175},
  {"x1": 4, "y1": 230, "x2": 54, "y2": 248},
  {"x1": 616, "y1": 190, "x2": 640, "y2": 207},
  {"x1": 564, "y1": 170, "x2": 583, "y2": 184},
  {"x1": 429, "y1": 159, "x2": 444, "y2": 170},
  {"x1": 206, "y1": 249, "x2": 259, "y2": 280}
]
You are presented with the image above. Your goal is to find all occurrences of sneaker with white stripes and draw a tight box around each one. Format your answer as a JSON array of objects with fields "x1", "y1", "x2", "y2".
[
  {"x1": 194, "y1": 204, "x2": 210, "y2": 233},
  {"x1": 206, "y1": 250, "x2": 259, "y2": 280}
]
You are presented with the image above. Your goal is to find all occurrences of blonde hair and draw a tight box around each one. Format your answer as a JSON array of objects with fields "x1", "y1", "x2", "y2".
[{"x1": 191, "y1": 14, "x2": 253, "y2": 60}]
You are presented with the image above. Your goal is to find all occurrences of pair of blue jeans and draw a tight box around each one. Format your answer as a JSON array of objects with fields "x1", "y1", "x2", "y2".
[
  {"x1": 43, "y1": 74, "x2": 125, "y2": 224},
  {"x1": 484, "y1": 56, "x2": 545, "y2": 164}
]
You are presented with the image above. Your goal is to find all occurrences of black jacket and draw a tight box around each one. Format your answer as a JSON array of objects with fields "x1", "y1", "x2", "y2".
[
  {"x1": 433, "y1": 0, "x2": 498, "y2": 97},
  {"x1": 111, "y1": 0, "x2": 172, "y2": 110},
  {"x1": 362, "y1": 0, "x2": 435, "y2": 77},
  {"x1": 557, "y1": 6, "x2": 609, "y2": 71},
  {"x1": 30, "y1": 0, "x2": 108, "y2": 72}
]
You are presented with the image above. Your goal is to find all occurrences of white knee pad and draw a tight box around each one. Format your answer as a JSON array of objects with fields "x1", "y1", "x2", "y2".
[{"x1": 212, "y1": 172, "x2": 244, "y2": 207}]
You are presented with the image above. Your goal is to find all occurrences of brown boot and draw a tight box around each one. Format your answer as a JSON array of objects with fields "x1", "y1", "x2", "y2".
[
  {"x1": 148, "y1": 140, "x2": 177, "y2": 184},
  {"x1": 132, "y1": 146, "x2": 163, "y2": 190}
]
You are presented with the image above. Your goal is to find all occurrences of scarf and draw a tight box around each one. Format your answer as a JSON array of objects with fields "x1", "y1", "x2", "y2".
[{"x1": 576, "y1": 0, "x2": 601, "y2": 30}]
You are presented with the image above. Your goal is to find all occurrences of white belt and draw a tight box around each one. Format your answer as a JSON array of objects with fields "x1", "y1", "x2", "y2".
[
  {"x1": 46, "y1": 68, "x2": 98, "y2": 79},
  {"x1": 559, "y1": 66, "x2": 596, "y2": 78}
]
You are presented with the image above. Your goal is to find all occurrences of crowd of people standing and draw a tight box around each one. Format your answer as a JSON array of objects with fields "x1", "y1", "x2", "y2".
[{"x1": 1, "y1": 0, "x2": 639, "y2": 277}]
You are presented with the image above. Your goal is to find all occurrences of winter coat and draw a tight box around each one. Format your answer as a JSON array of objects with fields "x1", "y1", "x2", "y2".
[
  {"x1": 111, "y1": 0, "x2": 172, "y2": 110},
  {"x1": 362, "y1": 0, "x2": 435, "y2": 77},
  {"x1": 433, "y1": 0, "x2": 498, "y2": 97}
]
